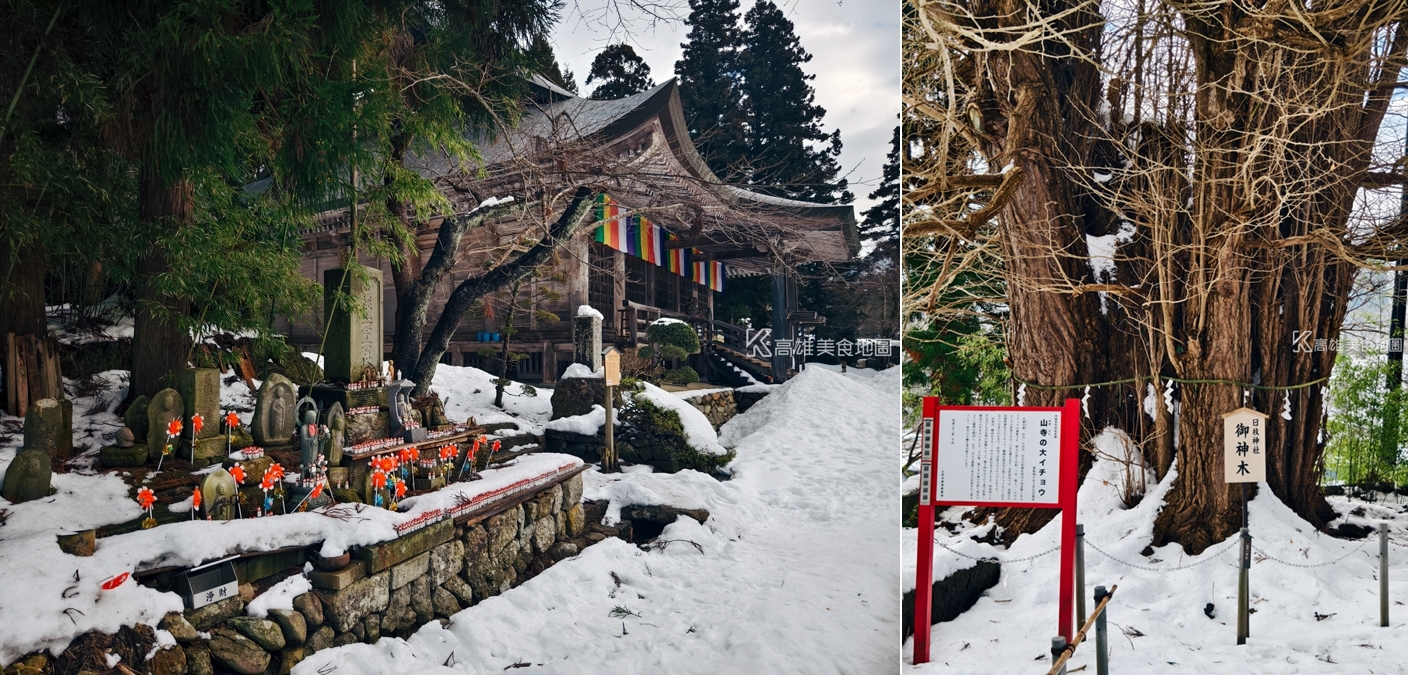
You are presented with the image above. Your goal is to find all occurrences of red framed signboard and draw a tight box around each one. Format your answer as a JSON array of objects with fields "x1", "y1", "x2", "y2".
[{"x1": 912, "y1": 398, "x2": 1080, "y2": 665}]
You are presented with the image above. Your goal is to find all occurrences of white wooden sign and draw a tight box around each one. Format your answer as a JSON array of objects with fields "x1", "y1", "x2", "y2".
[
  {"x1": 935, "y1": 408, "x2": 1063, "y2": 506},
  {"x1": 1222, "y1": 407, "x2": 1268, "y2": 483}
]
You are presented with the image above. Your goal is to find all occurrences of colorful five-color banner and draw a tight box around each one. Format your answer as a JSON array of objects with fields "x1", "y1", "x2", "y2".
[{"x1": 593, "y1": 194, "x2": 725, "y2": 292}]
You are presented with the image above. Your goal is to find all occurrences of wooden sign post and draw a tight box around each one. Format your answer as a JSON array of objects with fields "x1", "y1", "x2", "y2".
[
  {"x1": 602, "y1": 347, "x2": 620, "y2": 472},
  {"x1": 1223, "y1": 406, "x2": 1267, "y2": 646},
  {"x1": 912, "y1": 398, "x2": 1080, "y2": 665}
]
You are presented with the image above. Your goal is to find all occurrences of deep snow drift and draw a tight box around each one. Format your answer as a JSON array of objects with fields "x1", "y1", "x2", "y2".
[
  {"x1": 294, "y1": 366, "x2": 902, "y2": 675},
  {"x1": 907, "y1": 427, "x2": 1408, "y2": 673}
]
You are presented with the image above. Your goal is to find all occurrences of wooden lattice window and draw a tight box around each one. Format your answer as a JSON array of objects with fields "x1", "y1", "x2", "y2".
[
  {"x1": 588, "y1": 242, "x2": 615, "y2": 313},
  {"x1": 625, "y1": 256, "x2": 650, "y2": 306}
]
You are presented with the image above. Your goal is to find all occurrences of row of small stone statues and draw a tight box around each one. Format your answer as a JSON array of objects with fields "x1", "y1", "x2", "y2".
[{"x1": 100, "y1": 371, "x2": 342, "y2": 470}]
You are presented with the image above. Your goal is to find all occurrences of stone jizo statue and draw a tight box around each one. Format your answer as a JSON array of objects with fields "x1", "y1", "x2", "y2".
[{"x1": 298, "y1": 409, "x2": 329, "y2": 483}]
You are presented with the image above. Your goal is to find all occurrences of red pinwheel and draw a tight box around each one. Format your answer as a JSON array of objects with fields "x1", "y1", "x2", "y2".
[
  {"x1": 267, "y1": 463, "x2": 285, "y2": 481},
  {"x1": 166, "y1": 418, "x2": 182, "y2": 438},
  {"x1": 371, "y1": 471, "x2": 387, "y2": 490},
  {"x1": 394, "y1": 479, "x2": 406, "y2": 499},
  {"x1": 224, "y1": 410, "x2": 240, "y2": 430},
  {"x1": 101, "y1": 572, "x2": 130, "y2": 590},
  {"x1": 439, "y1": 445, "x2": 454, "y2": 461},
  {"x1": 260, "y1": 474, "x2": 275, "y2": 491},
  {"x1": 229, "y1": 463, "x2": 245, "y2": 484},
  {"x1": 191, "y1": 414, "x2": 204, "y2": 436},
  {"x1": 192, "y1": 487, "x2": 202, "y2": 509},
  {"x1": 136, "y1": 487, "x2": 155, "y2": 510},
  {"x1": 491, "y1": 439, "x2": 501, "y2": 453},
  {"x1": 310, "y1": 481, "x2": 324, "y2": 500}
]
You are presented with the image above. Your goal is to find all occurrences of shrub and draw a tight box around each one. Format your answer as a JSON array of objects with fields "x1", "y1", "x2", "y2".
[{"x1": 663, "y1": 366, "x2": 700, "y2": 385}]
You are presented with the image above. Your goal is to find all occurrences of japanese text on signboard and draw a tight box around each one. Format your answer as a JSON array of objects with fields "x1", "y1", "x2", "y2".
[{"x1": 935, "y1": 409, "x2": 1063, "y2": 505}]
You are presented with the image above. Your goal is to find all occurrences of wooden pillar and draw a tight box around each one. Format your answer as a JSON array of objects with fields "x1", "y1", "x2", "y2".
[
  {"x1": 542, "y1": 341, "x2": 555, "y2": 384},
  {"x1": 612, "y1": 250, "x2": 626, "y2": 335},
  {"x1": 771, "y1": 272, "x2": 788, "y2": 383}
]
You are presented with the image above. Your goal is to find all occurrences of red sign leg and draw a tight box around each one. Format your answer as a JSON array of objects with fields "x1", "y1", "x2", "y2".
[
  {"x1": 913, "y1": 502, "x2": 935, "y2": 664},
  {"x1": 1057, "y1": 398, "x2": 1081, "y2": 642}
]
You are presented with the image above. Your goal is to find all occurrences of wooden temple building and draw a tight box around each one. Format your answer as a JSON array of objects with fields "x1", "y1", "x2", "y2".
[{"x1": 283, "y1": 76, "x2": 857, "y2": 384}]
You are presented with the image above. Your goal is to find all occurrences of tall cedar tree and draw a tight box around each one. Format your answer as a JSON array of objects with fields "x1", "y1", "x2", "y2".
[
  {"x1": 527, "y1": 33, "x2": 578, "y2": 94},
  {"x1": 586, "y1": 44, "x2": 655, "y2": 100},
  {"x1": 8, "y1": 1, "x2": 343, "y2": 402},
  {"x1": 675, "y1": 0, "x2": 748, "y2": 181},
  {"x1": 859, "y1": 126, "x2": 900, "y2": 258},
  {"x1": 740, "y1": 1, "x2": 850, "y2": 204}
]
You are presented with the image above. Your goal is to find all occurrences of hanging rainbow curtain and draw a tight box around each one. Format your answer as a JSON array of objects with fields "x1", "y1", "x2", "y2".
[
  {"x1": 594, "y1": 194, "x2": 626, "y2": 248},
  {"x1": 593, "y1": 193, "x2": 724, "y2": 291},
  {"x1": 665, "y1": 245, "x2": 688, "y2": 275},
  {"x1": 691, "y1": 260, "x2": 725, "y2": 292}
]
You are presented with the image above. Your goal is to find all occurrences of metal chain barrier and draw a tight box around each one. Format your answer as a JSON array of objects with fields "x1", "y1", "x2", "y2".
[
  {"x1": 1084, "y1": 537, "x2": 1240, "y2": 572},
  {"x1": 939, "y1": 530, "x2": 1379, "y2": 570},
  {"x1": 1251, "y1": 539, "x2": 1373, "y2": 568},
  {"x1": 936, "y1": 541, "x2": 1061, "y2": 564}
]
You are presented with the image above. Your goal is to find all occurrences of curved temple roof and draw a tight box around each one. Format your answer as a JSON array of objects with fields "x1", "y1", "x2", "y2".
[{"x1": 407, "y1": 75, "x2": 859, "y2": 272}]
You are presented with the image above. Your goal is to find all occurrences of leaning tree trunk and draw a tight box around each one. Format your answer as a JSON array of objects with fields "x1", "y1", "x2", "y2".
[
  {"x1": 408, "y1": 186, "x2": 599, "y2": 395},
  {"x1": 128, "y1": 174, "x2": 193, "y2": 401}
]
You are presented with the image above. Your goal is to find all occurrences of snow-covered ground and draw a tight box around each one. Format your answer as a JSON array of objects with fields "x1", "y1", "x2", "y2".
[
  {"x1": 294, "y1": 366, "x2": 902, "y2": 675},
  {"x1": 906, "y1": 427, "x2": 1408, "y2": 673},
  {"x1": 0, "y1": 361, "x2": 576, "y2": 666}
]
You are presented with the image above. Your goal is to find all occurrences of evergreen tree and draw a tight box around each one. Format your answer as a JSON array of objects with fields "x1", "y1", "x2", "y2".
[
  {"x1": 586, "y1": 44, "x2": 654, "y2": 100},
  {"x1": 739, "y1": 0, "x2": 850, "y2": 204},
  {"x1": 674, "y1": 0, "x2": 748, "y2": 180},
  {"x1": 527, "y1": 33, "x2": 578, "y2": 94},
  {"x1": 859, "y1": 126, "x2": 900, "y2": 258}
]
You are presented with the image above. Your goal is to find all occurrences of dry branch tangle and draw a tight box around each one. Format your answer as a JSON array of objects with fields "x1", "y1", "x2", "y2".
[{"x1": 904, "y1": 0, "x2": 1408, "y2": 550}]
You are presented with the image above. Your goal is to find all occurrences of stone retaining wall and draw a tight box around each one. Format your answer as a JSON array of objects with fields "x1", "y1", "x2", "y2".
[
  {"x1": 131, "y1": 472, "x2": 586, "y2": 675},
  {"x1": 735, "y1": 388, "x2": 770, "y2": 414},
  {"x1": 679, "y1": 390, "x2": 736, "y2": 429}
]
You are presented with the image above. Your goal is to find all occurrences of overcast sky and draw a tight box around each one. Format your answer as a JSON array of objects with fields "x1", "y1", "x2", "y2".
[{"x1": 550, "y1": 0, "x2": 900, "y2": 214}]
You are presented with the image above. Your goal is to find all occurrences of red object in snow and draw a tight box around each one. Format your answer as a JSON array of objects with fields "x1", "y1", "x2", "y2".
[
  {"x1": 166, "y1": 418, "x2": 182, "y2": 438},
  {"x1": 191, "y1": 414, "x2": 204, "y2": 436},
  {"x1": 101, "y1": 572, "x2": 130, "y2": 590},
  {"x1": 911, "y1": 398, "x2": 1080, "y2": 664},
  {"x1": 492, "y1": 439, "x2": 501, "y2": 452},
  {"x1": 395, "y1": 479, "x2": 406, "y2": 499},
  {"x1": 192, "y1": 487, "x2": 202, "y2": 509},
  {"x1": 136, "y1": 487, "x2": 155, "y2": 510}
]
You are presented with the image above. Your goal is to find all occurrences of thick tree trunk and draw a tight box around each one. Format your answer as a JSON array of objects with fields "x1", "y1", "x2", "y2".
[
  {"x1": 948, "y1": 0, "x2": 1408, "y2": 551},
  {"x1": 0, "y1": 238, "x2": 49, "y2": 413},
  {"x1": 389, "y1": 196, "x2": 519, "y2": 389},
  {"x1": 409, "y1": 187, "x2": 598, "y2": 395},
  {"x1": 128, "y1": 175, "x2": 193, "y2": 401},
  {"x1": 389, "y1": 199, "x2": 423, "y2": 372}
]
